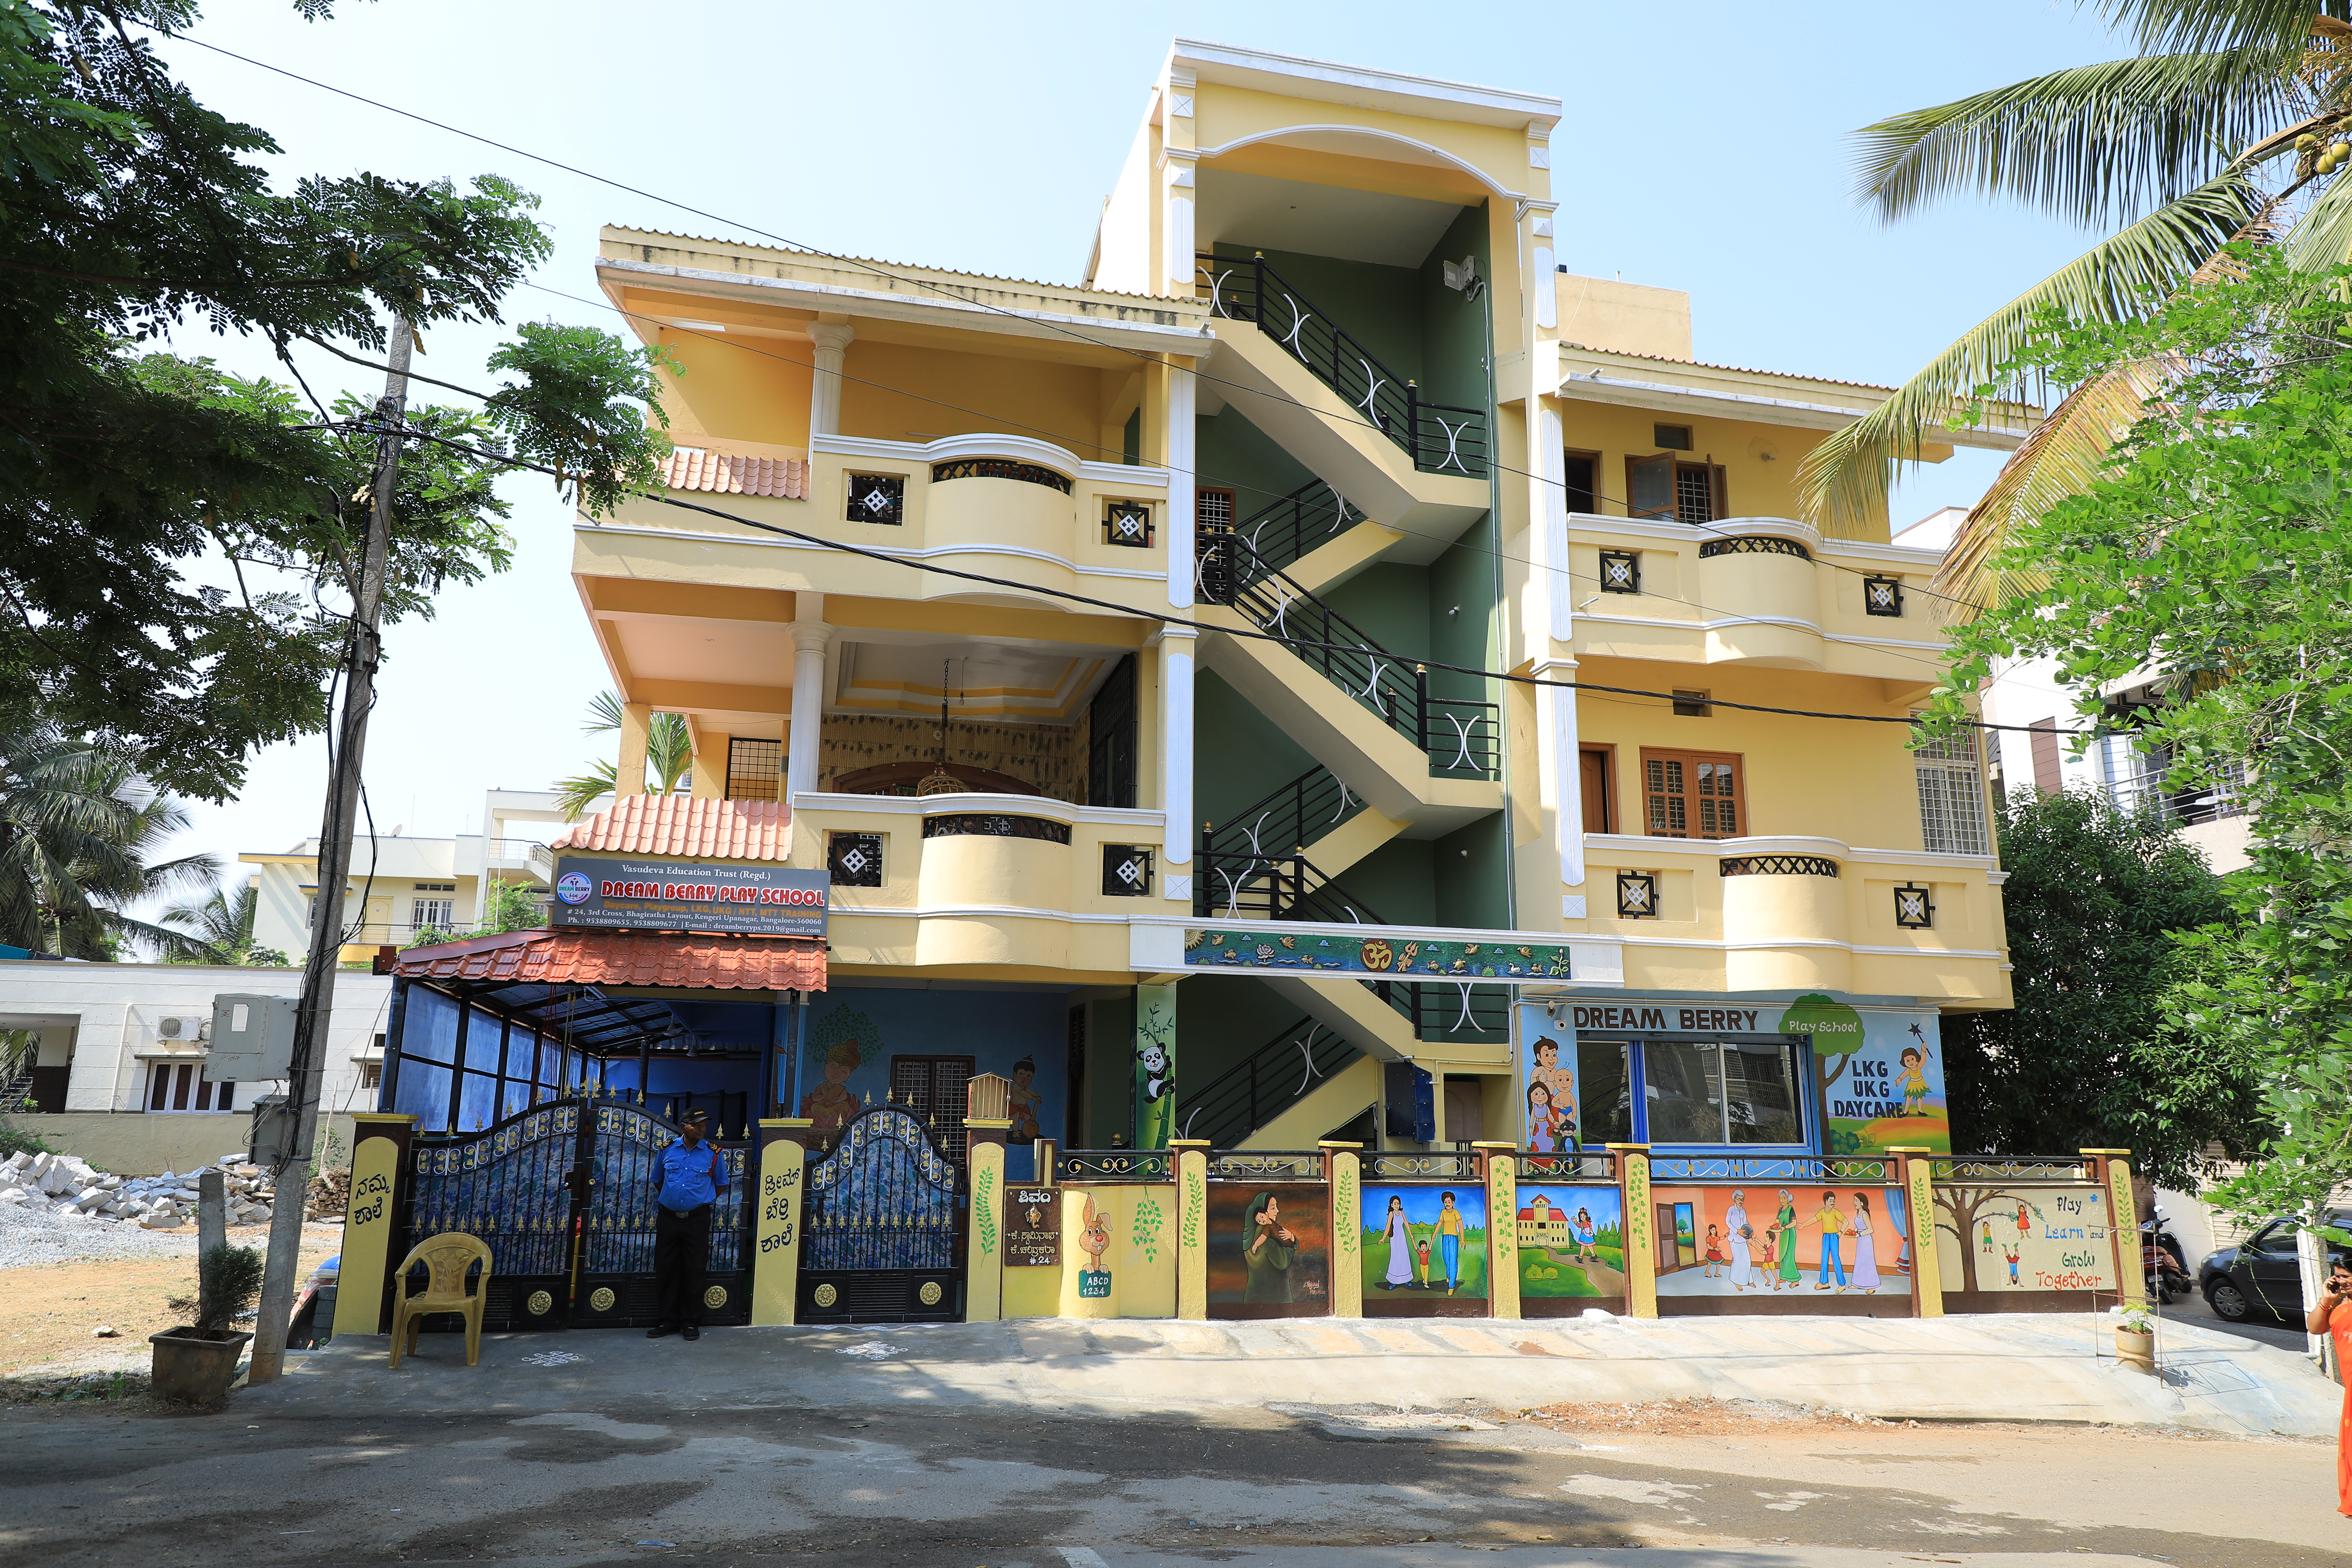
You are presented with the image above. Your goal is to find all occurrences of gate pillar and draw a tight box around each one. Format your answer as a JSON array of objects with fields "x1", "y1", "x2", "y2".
[
  {"x1": 334, "y1": 1113, "x2": 417, "y2": 1337},
  {"x1": 1322, "y1": 1141, "x2": 1362, "y2": 1319},
  {"x1": 965, "y1": 1116, "x2": 1012, "y2": 1323},
  {"x1": 1172, "y1": 1139, "x2": 1211, "y2": 1320},
  {"x1": 1611, "y1": 1143, "x2": 1657, "y2": 1319},
  {"x1": 1475, "y1": 1142, "x2": 1521, "y2": 1321},
  {"x1": 751, "y1": 1118, "x2": 813, "y2": 1327}
]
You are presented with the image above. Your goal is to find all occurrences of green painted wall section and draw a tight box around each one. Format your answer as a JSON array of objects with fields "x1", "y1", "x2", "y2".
[
  {"x1": 1434, "y1": 812, "x2": 1510, "y2": 930},
  {"x1": 1174, "y1": 974, "x2": 1311, "y2": 1126},
  {"x1": 1195, "y1": 668, "x2": 1318, "y2": 833},
  {"x1": 1211, "y1": 243, "x2": 1426, "y2": 384},
  {"x1": 1196, "y1": 405, "x2": 1317, "y2": 520},
  {"x1": 1083, "y1": 993, "x2": 1133, "y2": 1149},
  {"x1": 1414, "y1": 203, "x2": 1493, "y2": 414}
]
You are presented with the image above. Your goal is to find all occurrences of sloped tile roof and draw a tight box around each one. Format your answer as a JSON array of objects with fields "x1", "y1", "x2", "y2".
[
  {"x1": 389, "y1": 927, "x2": 825, "y2": 991},
  {"x1": 551, "y1": 796, "x2": 792, "y2": 861},
  {"x1": 660, "y1": 449, "x2": 809, "y2": 499}
]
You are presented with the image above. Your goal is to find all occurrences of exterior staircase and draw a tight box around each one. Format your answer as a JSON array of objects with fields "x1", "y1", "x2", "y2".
[
  {"x1": 1195, "y1": 251, "x2": 1490, "y2": 538},
  {"x1": 1181, "y1": 1014, "x2": 1371, "y2": 1149}
]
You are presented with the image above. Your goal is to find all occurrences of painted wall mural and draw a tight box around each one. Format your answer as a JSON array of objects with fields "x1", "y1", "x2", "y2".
[
  {"x1": 1516, "y1": 1185, "x2": 1625, "y2": 1300},
  {"x1": 1205, "y1": 1182, "x2": 1329, "y2": 1317},
  {"x1": 1932, "y1": 1183, "x2": 2118, "y2": 1294},
  {"x1": 1361, "y1": 1185, "x2": 1488, "y2": 1301},
  {"x1": 1647, "y1": 1183, "x2": 1912, "y2": 1298},
  {"x1": 1185, "y1": 927, "x2": 1576, "y2": 980}
]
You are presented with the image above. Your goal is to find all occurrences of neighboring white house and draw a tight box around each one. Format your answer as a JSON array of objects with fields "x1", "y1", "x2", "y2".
[
  {"x1": 1894, "y1": 508, "x2": 2251, "y2": 873},
  {"x1": 239, "y1": 789, "x2": 588, "y2": 964},
  {"x1": 0, "y1": 956, "x2": 389, "y2": 1175}
]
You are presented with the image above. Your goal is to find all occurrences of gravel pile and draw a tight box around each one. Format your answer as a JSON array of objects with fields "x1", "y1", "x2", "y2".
[{"x1": 0, "y1": 1149, "x2": 276, "y2": 1228}]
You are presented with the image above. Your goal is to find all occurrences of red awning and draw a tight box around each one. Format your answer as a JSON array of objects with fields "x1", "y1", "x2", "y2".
[{"x1": 386, "y1": 927, "x2": 825, "y2": 991}]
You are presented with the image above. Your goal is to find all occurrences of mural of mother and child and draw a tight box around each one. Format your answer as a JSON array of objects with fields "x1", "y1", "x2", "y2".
[
  {"x1": 1361, "y1": 1186, "x2": 1489, "y2": 1299},
  {"x1": 1651, "y1": 1184, "x2": 1913, "y2": 1297}
]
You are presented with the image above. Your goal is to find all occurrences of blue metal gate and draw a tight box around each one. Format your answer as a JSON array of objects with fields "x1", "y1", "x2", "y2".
[
  {"x1": 397, "y1": 1093, "x2": 753, "y2": 1332},
  {"x1": 797, "y1": 1104, "x2": 965, "y2": 1323}
]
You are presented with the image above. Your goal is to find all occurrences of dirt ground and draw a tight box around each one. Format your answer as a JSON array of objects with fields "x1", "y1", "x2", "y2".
[{"x1": 0, "y1": 1228, "x2": 339, "y2": 1385}]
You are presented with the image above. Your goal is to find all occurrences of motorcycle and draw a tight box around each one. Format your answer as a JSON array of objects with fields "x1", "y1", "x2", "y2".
[{"x1": 2143, "y1": 1209, "x2": 2190, "y2": 1304}]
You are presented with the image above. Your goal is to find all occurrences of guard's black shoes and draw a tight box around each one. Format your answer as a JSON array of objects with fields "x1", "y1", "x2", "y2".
[
  {"x1": 682, "y1": 1325, "x2": 701, "y2": 1341},
  {"x1": 646, "y1": 1324, "x2": 679, "y2": 1339}
]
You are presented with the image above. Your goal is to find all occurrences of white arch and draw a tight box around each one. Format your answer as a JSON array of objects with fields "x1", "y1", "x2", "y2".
[{"x1": 1192, "y1": 124, "x2": 1522, "y2": 202}]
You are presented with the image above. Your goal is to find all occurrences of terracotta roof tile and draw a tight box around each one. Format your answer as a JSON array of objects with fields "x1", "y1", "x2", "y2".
[
  {"x1": 607, "y1": 227, "x2": 1188, "y2": 302},
  {"x1": 551, "y1": 796, "x2": 792, "y2": 861},
  {"x1": 660, "y1": 449, "x2": 809, "y2": 499},
  {"x1": 389, "y1": 927, "x2": 825, "y2": 991}
]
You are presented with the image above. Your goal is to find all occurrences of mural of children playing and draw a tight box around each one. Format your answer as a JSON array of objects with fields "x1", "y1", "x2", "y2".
[
  {"x1": 2004, "y1": 1240, "x2": 2023, "y2": 1287},
  {"x1": 1703, "y1": 1223, "x2": 1726, "y2": 1279},
  {"x1": 1436, "y1": 1190, "x2": 1466, "y2": 1293},
  {"x1": 1525, "y1": 1080, "x2": 1566, "y2": 1154},
  {"x1": 1814, "y1": 1190, "x2": 1848, "y2": 1292},
  {"x1": 1572, "y1": 1205, "x2": 1600, "y2": 1264},
  {"x1": 1896, "y1": 1042, "x2": 1934, "y2": 1116}
]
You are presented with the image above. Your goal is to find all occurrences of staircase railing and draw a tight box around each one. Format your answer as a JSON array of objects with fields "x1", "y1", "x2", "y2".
[
  {"x1": 1178, "y1": 1015, "x2": 1365, "y2": 1149},
  {"x1": 1195, "y1": 251, "x2": 1490, "y2": 478},
  {"x1": 1198, "y1": 532, "x2": 1500, "y2": 779},
  {"x1": 1203, "y1": 477, "x2": 1364, "y2": 592},
  {"x1": 1202, "y1": 765, "x2": 1368, "y2": 869},
  {"x1": 1366, "y1": 979, "x2": 1512, "y2": 1040},
  {"x1": 1194, "y1": 848, "x2": 1384, "y2": 926}
]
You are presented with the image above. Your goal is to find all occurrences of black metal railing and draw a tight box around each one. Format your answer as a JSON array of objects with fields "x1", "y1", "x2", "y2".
[
  {"x1": 1179, "y1": 1016, "x2": 1364, "y2": 1150},
  {"x1": 1202, "y1": 765, "x2": 1368, "y2": 868},
  {"x1": 1055, "y1": 1149, "x2": 1172, "y2": 1182},
  {"x1": 1364, "y1": 978, "x2": 1511, "y2": 1040},
  {"x1": 1194, "y1": 848, "x2": 1384, "y2": 925},
  {"x1": 1196, "y1": 251, "x2": 1490, "y2": 477},
  {"x1": 1202, "y1": 477, "x2": 1365, "y2": 593},
  {"x1": 1197, "y1": 532, "x2": 1500, "y2": 779}
]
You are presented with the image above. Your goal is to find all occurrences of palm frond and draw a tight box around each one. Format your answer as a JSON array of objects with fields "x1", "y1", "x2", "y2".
[
  {"x1": 2282, "y1": 154, "x2": 2352, "y2": 266},
  {"x1": 552, "y1": 762, "x2": 617, "y2": 822},
  {"x1": 1853, "y1": 51, "x2": 2300, "y2": 227},
  {"x1": 2104, "y1": 0, "x2": 2351, "y2": 58},
  {"x1": 1795, "y1": 170, "x2": 2265, "y2": 536},
  {"x1": 583, "y1": 690, "x2": 625, "y2": 735},
  {"x1": 647, "y1": 713, "x2": 694, "y2": 794}
]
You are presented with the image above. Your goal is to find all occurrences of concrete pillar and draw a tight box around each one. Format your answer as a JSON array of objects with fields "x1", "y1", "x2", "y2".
[
  {"x1": 615, "y1": 701, "x2": 652, "y2": 796},
  {"x1": 788, "y1": 592, "x2": 831, "y2": 804},
  {"x1": 691, "y1": 730, "x2": 729, "y2": 798},
  {"x1": 1164, "y1": 357, "x2": 1195, "y2": 611},
  {"x1": 1155, "y1": 627, "x2": 1195, "y2": 901},
  {"x1": 808, "y1": 318, "x2": 855, "y2": 439}
]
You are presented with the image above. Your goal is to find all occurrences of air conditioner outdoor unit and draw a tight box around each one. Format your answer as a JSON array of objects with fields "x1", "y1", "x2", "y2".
[{"x1": 156, "y1": 1015, "x2": 209, "y2": 1042}]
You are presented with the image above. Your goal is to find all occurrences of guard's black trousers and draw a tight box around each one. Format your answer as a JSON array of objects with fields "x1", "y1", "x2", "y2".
[{"x1": 653, "y1": 1203, "x2": 712, "y2": 1327}]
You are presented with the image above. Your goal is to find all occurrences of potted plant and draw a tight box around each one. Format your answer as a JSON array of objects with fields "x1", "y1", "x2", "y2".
[
  {"x1": 152, "y1": 1242, "x2": 264, "y2": 1405},
  {"x1": 2115, "y1": 1304, "x2": 2156, "y2": 1373}
]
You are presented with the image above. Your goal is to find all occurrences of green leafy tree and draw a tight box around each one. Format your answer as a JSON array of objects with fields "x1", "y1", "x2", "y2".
[
  {"x1": 1799, "y1": 1, "x2": 2352, "y2": 602},
  {"x1": 3, "y1": 1, "x2": 674, "y2": 802},
  {"x1": 552, "y1": 691, "x2": 693, "y2": 821},
  {"x1": 1931, "y1": 251, "x2": 2352, "y2": 1209},
  {"x1": 1944, "y1": 790, "x2": 2247, "y2": 1185},
  {"x1": 0, "y1": 714, "x2": 219, "y2": 957},
  {"x1": 156, "y1": 879, "x2": 288, "y2": 966}
]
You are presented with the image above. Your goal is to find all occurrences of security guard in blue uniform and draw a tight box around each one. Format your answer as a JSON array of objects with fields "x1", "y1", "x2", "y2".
[{"x1": 648, "y1": 1108, "x2": 729, "y2": 1340}]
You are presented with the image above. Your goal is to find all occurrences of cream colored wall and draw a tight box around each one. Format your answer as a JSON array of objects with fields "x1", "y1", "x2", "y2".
[
  {"x1": 840, "y1": 343, "x2": 1115, "y2": 458},
  {"x1": 1554, "y1": 276, "x2": 1693, "y2": 359},
  {"x1": 1554, "y1": 400, "x2": 1834, "y2": 527},
  {"x1": 654, "y1": 326, "x2": 812, "y2": 451}
]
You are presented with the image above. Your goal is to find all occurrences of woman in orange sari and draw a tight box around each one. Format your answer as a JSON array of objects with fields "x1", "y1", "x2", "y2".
[{"x1": 2306, "y1": 1260, "x2": 2352, "y2": 1516}]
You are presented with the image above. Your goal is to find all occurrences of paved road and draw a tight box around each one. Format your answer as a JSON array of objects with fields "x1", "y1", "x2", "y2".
[
  {"x1": 0, "y1": 1395, "x2": 2344, "y2": 1568},
  {"x1": 2165, "y1": 1283, "x2": 2311, "y2": 1354}
]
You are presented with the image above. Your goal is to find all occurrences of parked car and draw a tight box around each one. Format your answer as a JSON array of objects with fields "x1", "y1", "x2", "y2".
[{"x1": 2198, "y1": 1214, "x2": 2352, "y2": 1323}]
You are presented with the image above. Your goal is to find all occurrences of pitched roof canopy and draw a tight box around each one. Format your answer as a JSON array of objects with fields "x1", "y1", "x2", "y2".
[
  {"x1": 551, "y1": 796, "x2": 792, "y2": 861},
  {"x1": 388, "y1": 927, "x2": 824, "y2": 992}
]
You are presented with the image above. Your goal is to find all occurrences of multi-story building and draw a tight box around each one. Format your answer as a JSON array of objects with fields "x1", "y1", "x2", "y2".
[
  {"x1": 378, "y1": 40, "x2": 2023, "y2": 1178},
  {"x1": 240, "y1": 790, "x2": 574, "y2": 964}
]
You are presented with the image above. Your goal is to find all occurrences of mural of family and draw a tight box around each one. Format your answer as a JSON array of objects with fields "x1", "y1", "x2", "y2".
[
  {"x1": 1362, "y1": 1186, "x2": 1489, "y2": 1298},
  {"x1": 1650, "y1": 1184, "x2": 1912, "y2": 1297}
]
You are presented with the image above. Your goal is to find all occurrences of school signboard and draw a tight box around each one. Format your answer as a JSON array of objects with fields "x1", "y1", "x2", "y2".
[{"x1": 550, "y1": 857, "x2": 831, "y2": 938}]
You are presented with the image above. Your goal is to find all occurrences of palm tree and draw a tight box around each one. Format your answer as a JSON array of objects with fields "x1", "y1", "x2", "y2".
[
  {"x1": 1798, "y1": 1, "x2": 2352, "y2": 603},
  {"x1": 156, "y1": 881, "x2": 289, "y2": 967},
  {"x1": 0, "y1": 721, "x2": 221, "y2": 959},
  {"x1": 551, "y1": 691, "x2": 693, "y2": 821}
]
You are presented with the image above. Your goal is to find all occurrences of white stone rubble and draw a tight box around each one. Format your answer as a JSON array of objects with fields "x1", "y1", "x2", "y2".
[{"x1": 0, "y1": 1149, "x2": 275, "y2": 1228}]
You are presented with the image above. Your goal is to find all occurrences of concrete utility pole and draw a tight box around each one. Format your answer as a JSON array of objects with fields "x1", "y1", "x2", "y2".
[{"x1": 248, "y1": 319, "x2": 412, "y2": 1384}]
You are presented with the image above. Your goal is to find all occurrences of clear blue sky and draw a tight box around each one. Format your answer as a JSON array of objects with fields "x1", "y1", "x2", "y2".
[{"x1": 152, "y1": 0, "x2": 2125, "y2": 883}]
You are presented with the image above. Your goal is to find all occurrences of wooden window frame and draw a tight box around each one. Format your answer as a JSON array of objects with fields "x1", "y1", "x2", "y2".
[
  {"x1": 1625, "y1": 451, "x2": 1728, "y2": 524},
  {"x1": 1638, "y1": 747, "x2": 1748, "y2": 840},
  {"x1": 1579, "y1": 743, "x2": 1617, "y2": 834}
]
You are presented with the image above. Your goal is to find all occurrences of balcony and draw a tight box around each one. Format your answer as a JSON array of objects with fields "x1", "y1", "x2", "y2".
[
  {"x1": 484, "y1": 839, "x2": 556, "y2": 880},
  {"x1": 1563, "y1": 516, "x2": 1947, "y2": 678},
  {"x1": 1580, "y1": 833, "x2": 2008, "y2": 1001},
  {"x1": 789, "y1": 792, "x2": 1166, "y2": 975}
]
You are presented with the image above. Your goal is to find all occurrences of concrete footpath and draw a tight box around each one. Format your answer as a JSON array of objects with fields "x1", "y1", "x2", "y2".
[{"x1": 249, "y1": 1310, "x2": 2339, "y2": 1437}]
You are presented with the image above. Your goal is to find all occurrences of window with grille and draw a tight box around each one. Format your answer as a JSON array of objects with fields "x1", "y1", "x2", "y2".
[
  {"x1": 1627, "y1": 453, "x2": 1727, "y2": 525},
  {"x1": 726, "y1": 737, "x2": 783, "y2": 802},
  {"x1": 1197, "y1": 487, "x2": 1234, "y2": 532},
  {"x1": 1642, "y1": 749, "x2": 1744, "y2": 839},
  {"x1": 889, "y1": 1055, "x2": 975, "y2": 1167},
  {"x1": 1914, "y1": 721, "x2": 1990, "y2": 855},
  {"x1": 411, "y1": 898, "x2": 454, "y2": 929}
]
